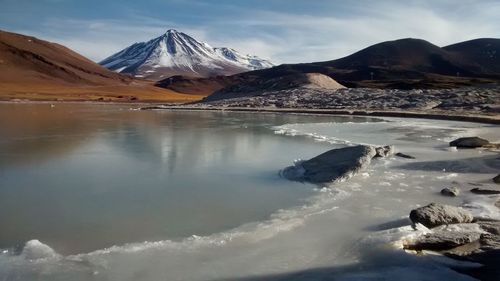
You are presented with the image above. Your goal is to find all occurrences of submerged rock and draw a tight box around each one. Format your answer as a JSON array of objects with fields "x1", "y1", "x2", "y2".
[
  {"x1": 409, "y1": 203, "x2": 473, "y2": 228},
  {"x1": 395, "y1": 152, "x2": 416, "y2": 159},
  {"x1": 449, "y1": 137, "x2": 489, "y2": 148},
  {"x1": 281, "y1": 145, "x2": 377, "y2": 183},
  {"x1": 441, "y1": 187, "x2": 460, "y2": 197},
  {"x1": 470, "y1": 188, "x2": 500, "y2": 195}
]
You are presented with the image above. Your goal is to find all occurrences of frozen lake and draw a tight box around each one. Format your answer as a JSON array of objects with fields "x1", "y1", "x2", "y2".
[{"x1": 0, "y1": 103, "x2": 499, "y2": 281}]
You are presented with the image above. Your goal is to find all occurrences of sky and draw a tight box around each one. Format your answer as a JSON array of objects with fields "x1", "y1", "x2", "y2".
[{"x1": 1, "y1": 0, "x2": 499, "y2": 64}]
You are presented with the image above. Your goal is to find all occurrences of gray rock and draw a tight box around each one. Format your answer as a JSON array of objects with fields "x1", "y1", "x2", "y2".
[
  {"x1": 441, "y1": 187, "x2": 460, "y2": 197},
  {"x1": 493, "y1": 174, "x2": 500, "y2": 184},
  {"x1": 395, "y1": 152, "x2": 416, "y2": 159},
  {"x1": 375, "y1": 145, "x2": 394, "y2": 158},
  {"x1": 449, "y1": 137, "x2": 490, "y2": 148},
  {"x1": 477, "y1": 220, "x2": 500, "y2": 235},
  {"x1": 470, "y1": 188, "x2": 500, "y2": 195},
  {"x1": 479, "y1": 233, "x2": 500, "y2": 251},
  {"x1": 409, "y1": 203, "x2": 473, "y2": 228},
  {"x1": 281, "y1": 145, "x2": 376, "y2": 183},
  {"x1": 406, "y1": 231, "x2": 481, "y2": 251}
]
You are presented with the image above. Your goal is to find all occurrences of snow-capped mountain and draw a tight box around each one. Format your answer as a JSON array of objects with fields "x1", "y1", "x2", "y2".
[{"x1": 99, "y1": 29, "x2": 274, "y2": 80}]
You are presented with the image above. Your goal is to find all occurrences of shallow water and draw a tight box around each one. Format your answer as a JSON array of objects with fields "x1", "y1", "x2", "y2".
[{"x1": 0, "y1": 103, "x2": 499, "y2": 281}]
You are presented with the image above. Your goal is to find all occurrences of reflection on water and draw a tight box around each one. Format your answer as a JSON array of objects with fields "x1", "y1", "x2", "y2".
[{"x1": 0, "y1": 103, "x2": 377, "y2": 254}]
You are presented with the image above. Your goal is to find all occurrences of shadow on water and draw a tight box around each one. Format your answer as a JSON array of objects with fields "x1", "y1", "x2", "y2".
[
  {"x1": 395, "y1": 155, "x2": 500, "y2": 174},
  {"x1": 363, "y1": 218, "x2": 412, "y2": 231},
  {"x1": 213, "y1": 264, "x2": 361, "y2": 281},
  {"x1": 450, "y1": 249, "x2": 500, "y2": 281},
  {"x1": 211, "y1": 247, "x2": 478, "y2": 281}
]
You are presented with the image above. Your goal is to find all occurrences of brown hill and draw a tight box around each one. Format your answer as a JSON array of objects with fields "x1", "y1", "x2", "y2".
[
  {"x1": 154, "y1": 75, "x2": 243, "y2": 96},
  {"x1": 204, "y1": 73, "x2": 346, "y2": 102},
  {"x1": 0, "y1": 30, "x2": 200, "y2": 102}
]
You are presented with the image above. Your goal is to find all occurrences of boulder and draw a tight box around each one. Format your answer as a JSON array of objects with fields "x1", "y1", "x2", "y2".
[
  {"x1": 281, "y1": 145, "x2": 377, "y2": 183},
  {"x1": 395, "y1": 152, "x2": 416, "y2": 159},
  {"x1": 409, "y1": 203, "x2": 473, "y2": 228},
  {"x1": 493, "y1": 174, "x2": 500, "y2": 184},
  {"x1": 441, "y1": 187, "x2": 460, "y2": 197},
  {"x1": 449, "y1": 137, "x2": 489, "y2": 148},
  {"x1": 375, "y1": 145, "x2": 394, "y2": 158},
  {"x1": 470, "y1": 188, "x2": 500, "y2": 195}
]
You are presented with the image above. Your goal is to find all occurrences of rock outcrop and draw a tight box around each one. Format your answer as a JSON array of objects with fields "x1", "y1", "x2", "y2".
[
  {"x1": 441, "y1": 187, "x2": 460, "y2": 197},
  {"x1": 409, "y1": 203, "x2": 473, "y2": 228},
  {"x1": 281, "y1": 145, "x2": 382, "y2": 184},
  {"x1": 470, "y1": 188, "x2": 500, "y2": 195},
  {"x1": 449, "y1": 137, "x2": 490, "y2": 148}
]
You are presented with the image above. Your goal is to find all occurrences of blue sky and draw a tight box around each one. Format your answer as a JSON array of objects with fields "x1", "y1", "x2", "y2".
[{"x1": 1, "y1": 0, "x2": 500, "y2": 63}]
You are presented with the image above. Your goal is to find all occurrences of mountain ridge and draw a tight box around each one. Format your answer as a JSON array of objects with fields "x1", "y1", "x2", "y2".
[{"x1": 100, "y1": 29, "x2": 274, "y2": 80}]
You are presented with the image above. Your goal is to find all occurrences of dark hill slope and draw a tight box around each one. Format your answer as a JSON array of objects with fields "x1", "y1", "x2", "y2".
[{"x1": 443, "y1": 38, "x2": 500, "y2": 74}]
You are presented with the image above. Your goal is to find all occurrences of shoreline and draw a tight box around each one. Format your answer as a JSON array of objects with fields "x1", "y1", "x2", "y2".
[
  {"x1": 142, "y1": 105, "x2": 500, "y2": 125},
  {"x1": 3, "y1": 99, "x2": 499, "y2": 125}
]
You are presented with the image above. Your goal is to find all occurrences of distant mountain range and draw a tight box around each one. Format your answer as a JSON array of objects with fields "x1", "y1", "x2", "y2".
[
  {"x1": 99, "y1": 29, "x2": 274, "y2": 80},
  {"x1": 159, "y1": 37, "x2": 500, "y2": 94}
]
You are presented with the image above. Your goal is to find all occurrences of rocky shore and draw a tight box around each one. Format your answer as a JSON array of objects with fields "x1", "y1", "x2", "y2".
[
  {"x1": 280, "y1": 137, "x2": 500, "y2": 280},
  {"x1": 197, "y1": 86, "x2": 500, "y2": 118},
  {"x1": 404, "y1": 196, "x2": 500, "y2": 281}
]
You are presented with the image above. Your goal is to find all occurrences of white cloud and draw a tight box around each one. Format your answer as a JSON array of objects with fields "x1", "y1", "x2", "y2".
[
  {"x1": 14, "y1": 1, "x2": 500, "y2": 64},
  {"x1": 24, "y1": 17, "x2": 210, "y2": 62}
]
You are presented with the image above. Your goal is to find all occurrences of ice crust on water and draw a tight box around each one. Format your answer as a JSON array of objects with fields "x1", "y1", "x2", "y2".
[
  {"x1": 21, "y1": 240, "x2": 59, "y2": 260},
  {"x1": 462, "y1": 194, "x2": 500, "y2": 220}
]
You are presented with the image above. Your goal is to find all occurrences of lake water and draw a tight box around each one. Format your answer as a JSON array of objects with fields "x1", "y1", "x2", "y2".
[
  {"x1": 0, "y1": 103, "x2": 499, "y2": 281},
  {"x1": 0, "y1": 103, "x2": 353, "y2": 254}
]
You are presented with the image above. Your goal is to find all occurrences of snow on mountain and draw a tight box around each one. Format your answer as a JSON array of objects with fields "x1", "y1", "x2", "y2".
[{"x1": 99, "y1": 29, "x2": 274, "y2": 80}]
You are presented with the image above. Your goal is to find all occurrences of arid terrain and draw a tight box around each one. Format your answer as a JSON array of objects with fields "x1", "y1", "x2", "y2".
[{"x1": 0, "y1": 30, "x2": 202, "y2": 102}]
